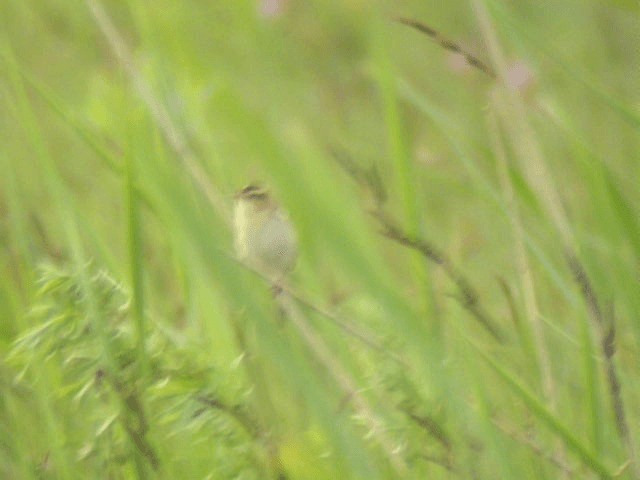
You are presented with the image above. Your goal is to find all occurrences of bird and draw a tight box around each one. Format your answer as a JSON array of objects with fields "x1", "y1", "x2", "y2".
[{"x1": 233, "y1": 184, "x2": 297, "y2": 284}]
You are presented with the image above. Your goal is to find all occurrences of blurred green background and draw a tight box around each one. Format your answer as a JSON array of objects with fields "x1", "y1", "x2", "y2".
[{"x1": 1, "y1": 0, "x2": 638, "y2": 478}]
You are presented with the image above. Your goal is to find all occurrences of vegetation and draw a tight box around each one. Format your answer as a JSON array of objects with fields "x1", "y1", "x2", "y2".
[{"x1": 1, "y1": 0, "x2": 638, "y2": 478}]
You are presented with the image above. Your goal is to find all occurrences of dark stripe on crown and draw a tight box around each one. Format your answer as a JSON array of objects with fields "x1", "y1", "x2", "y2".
[{"x1": 237, "y1": 184, "x2": 268, "y2": 199}]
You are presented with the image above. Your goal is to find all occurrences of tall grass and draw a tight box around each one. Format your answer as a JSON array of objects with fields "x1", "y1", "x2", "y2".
[{"x1": 1, "y1": 0, "x2": 638, "y2": 478}]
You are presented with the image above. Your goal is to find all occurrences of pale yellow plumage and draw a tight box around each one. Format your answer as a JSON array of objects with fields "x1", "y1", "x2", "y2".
[{"x1": 233, "y1": 185, "x2": 297, "y2": 281}]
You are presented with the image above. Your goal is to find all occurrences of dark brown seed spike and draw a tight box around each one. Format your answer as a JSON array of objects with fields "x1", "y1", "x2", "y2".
[{"x1": 394, "y1": 16, "x2": 496, "y2": 78}]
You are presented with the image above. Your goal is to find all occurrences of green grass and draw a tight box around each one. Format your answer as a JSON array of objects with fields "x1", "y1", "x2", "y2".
[{"x1": 1, "y1": 0, "x2": 639, "y2": 478}]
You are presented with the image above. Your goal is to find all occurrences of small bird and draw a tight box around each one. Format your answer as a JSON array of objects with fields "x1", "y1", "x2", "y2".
[{"x1": 233, "y1": 184, "x2": 298, "y2": 283}]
